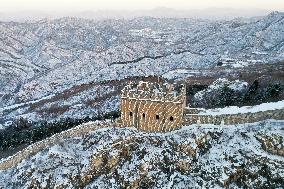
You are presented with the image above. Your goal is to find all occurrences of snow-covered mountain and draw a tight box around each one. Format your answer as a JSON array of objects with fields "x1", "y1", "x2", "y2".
[
  {"x1": 0, "y1": 12, "x2": 284, "y2": 126},
  {"x1": 0, "y1": 8, "x2": 272, "y2": 22},
  {"x1": 0, "y1": 120, "x2": 283, "y2": 188}
]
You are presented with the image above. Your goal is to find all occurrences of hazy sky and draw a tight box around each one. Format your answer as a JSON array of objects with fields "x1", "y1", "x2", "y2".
[{"x1": 0, "y1": 0, "x2": 283, "y2": 12}]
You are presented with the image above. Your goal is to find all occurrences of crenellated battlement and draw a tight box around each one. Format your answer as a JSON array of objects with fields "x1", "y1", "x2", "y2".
[
  {"x1": 121, "y1": 81, "x2": 186, "y2": 103},
  {"x1": 121, "y1": 81, "x2": 284, "y2": 133}
]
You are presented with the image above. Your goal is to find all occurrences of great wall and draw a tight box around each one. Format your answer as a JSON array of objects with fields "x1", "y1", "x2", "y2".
[
  {"x1": 0, "y1": 81, "x2": 283, "y2": 170},
  {"x1": 121, "y1": 81, "x2": 284, "y2": 132},
  {"x1": 120, "y1": 82, "x2": 186, "y2": 132},
  {"x1": 184, "y1": 107, "x2": 284, "y2": 126},
  {"x1": 0, "y1": 121, "x2": 116, "y2": 170}
]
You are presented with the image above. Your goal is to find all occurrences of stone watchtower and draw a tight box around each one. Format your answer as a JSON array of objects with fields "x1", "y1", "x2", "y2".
[{"x1": 120, "y1": 81, "x2": 186, "y2": 132}]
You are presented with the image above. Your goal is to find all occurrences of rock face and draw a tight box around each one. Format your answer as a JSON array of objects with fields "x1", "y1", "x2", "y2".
[{"x1": 0, "y1": 120, "x2": 283, "y2": 188}]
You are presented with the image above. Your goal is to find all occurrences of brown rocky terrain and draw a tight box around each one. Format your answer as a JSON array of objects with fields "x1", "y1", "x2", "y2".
[{"x1": 0, "y1": 120, "x2": 283, "y2": 188}]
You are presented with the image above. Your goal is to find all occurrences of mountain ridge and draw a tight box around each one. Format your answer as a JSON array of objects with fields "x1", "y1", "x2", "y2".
[
  {"x1": 0, "y1": 12, "x2": 283, "y2": 126},
  {"x1": 0, "y1": 120, "x2": 283, "y2": 188}
]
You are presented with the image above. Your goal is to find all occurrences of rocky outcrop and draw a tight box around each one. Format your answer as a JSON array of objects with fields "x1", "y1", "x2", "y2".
[
  {"x1": 256, "y1": 133, "x2": 284, "y2": 156},
  {"x1": 1, "y1": 120, "x2": 283, "y2": 188},
  {"x1": 0, "y1": 119, "x2": 284, "y2": 189}
]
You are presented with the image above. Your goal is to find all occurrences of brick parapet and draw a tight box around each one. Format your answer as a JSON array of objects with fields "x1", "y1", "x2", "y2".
[
  {"x1": 0, "y1": 122, "x2": 115, "y2": 170},
  {"x1": 183, "y1": 109, "x2": 284, "y2": 125}
]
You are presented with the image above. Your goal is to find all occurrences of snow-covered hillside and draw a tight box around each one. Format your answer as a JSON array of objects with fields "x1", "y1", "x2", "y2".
[
  {"x1": 0, "y1": 120, "x2": 283, "y2": 188},
  {"x1": 194, "y1": 78, "x2": 248, "y2": 100},
  {"x1": 0, "y1": 12, "x2": 284, "y2": 125}
]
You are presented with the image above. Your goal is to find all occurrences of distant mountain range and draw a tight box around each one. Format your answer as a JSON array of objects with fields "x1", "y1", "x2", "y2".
[
  {"x1": 0, "y1": 11, "x2": 283, "y2": 126},
  {"x1": 0, "y1": 7, "x2": 276, "y2": 22}
]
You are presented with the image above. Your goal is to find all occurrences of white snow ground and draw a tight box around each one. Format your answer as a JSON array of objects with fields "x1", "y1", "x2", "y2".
[
  {"x1": 199, "y1": 100, "x2": 284, "y2": 115},
  {"x1": 0, "y1": 120, "x2": 283, "y2": 188}
]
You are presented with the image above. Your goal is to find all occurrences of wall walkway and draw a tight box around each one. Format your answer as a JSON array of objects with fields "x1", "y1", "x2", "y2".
[
  {"x1": 0, "y1": 121, "x2": 116, "y2": 170},
  {"x1": 183, "y1": 109, "x2": 284, "y2": 125},
  {"x1": 0, "y1": 105, "x2": 283, "y2": 170}
]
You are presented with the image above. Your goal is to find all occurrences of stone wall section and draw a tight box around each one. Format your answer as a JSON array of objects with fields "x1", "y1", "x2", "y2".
[
  {"x1": 121, "y1": 98, "x2": 185, "y2": 132},
  {"x1": 183, "y1": 107, "x2": 204, "y2": 114},
  {"x1": 162, "y1": 102, "x2": 184, "y2": 132},
  {"x1": 0, "y1": 122, "x2": 114, "y2": 171},
  {"x1": 121, "y1": 98, "x2": 138, "y2": 127},
  {"x1": 121, "y1": 82, "x2": 186, "y2": 132},
  {"x1": 1, "y1": 108, "x2": 283, "y2": 171},
  {"x1": 183, "y1": 109, "x2": 284, "y2": 125}
]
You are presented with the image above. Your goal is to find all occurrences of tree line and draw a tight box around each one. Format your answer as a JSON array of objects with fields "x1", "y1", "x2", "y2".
[{"x1": 0, "y1": 111, "x2": 120, "y2": 152}]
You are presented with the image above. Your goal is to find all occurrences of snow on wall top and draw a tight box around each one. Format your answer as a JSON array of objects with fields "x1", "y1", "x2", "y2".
[
  {"x1": 121, "y1": 81, "x2": 186, "y2": 102},
  {"x1": 198, "y1": 100, "x2": 284, "y2": 115}
]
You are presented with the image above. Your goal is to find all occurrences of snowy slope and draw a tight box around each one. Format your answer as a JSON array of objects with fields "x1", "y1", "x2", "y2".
[
  {"x1": 1, "y1": 12, "x2": 284, "y2": 104},
  {"x1": 0, "y1": 120, "x2": 283, "y2": 188},
  {"x1": 0, "y1": 12, "x2": 284, "y2": 126}
]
